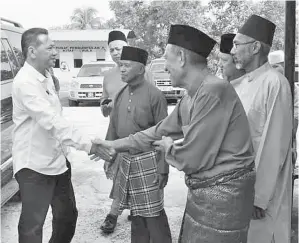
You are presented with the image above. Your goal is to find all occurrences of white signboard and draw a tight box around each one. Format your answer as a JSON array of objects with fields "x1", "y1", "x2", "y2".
[{"x1": 56, "y1": 46, "x2": 106, "y2": 52}]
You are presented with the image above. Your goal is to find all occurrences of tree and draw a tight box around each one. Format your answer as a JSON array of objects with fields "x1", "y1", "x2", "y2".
[
  {"x1": 108, "y1": 1, "x2": 207, "y2": 61},
  {"x1": 90, "y1": 17, "x2": 106, "y2": 29},
  {"x1": 106, "y1": 1, "x2": 291, "y2": 71},
  {"x1": 254, "y1": 0, "x2": 285, "y2": 51},
  {"x1": 70, "y1": 7, "x2": 99, "y2": 29}
]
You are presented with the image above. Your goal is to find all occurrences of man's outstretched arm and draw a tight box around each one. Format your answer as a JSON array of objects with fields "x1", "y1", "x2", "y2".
[{"x1": 112, "y1": 100, "x2": 184, "y2": 152}]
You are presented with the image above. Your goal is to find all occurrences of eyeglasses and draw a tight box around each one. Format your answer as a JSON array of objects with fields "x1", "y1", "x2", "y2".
[{"x1": 233, "y1": 41, "x2": 256, "y2": 49}]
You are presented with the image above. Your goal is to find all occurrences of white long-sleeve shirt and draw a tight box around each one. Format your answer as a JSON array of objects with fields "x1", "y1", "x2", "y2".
[
  {"x1": 12, "y1": 62, "x2": 92, "y2": 175},
  {"x1": 231, "y1": 63, "x2": 292, "y2": 243}
]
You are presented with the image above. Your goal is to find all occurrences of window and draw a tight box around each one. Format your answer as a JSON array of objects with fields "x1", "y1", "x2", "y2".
[
  {"x1": 97, "y1": 58, "x2": 105, "y2": 61},
  {"x1": 1, "y1": 38, "x2": 20, "y2": 76},
  {"x1": 74, "y1": 59, "x2": 83, "y2": 68},
  {"x1": 4, "y1": 30, "x2": 24, "y2": 67},
  {"x1": 77, "y1": 63, "x2": 115, "y2": 77},
  {"x1": 54, "y1": 59, "x2": 60, "y2": 68},
  {"x1": 1, "y1": 41, "x2": 14, "y2": 81}
]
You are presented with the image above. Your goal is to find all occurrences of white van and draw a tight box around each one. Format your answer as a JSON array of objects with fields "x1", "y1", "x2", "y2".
[
  {"x1": 68, "y1": 61, "x2": 115, "y2": 106},
  {"x1": 1, "y1": 17, "x2": 24, "y2": 206}
]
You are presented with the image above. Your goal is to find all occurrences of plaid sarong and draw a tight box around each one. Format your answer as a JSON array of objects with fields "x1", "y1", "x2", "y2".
[{"x1": 118, "y1": 150, "x2": 164, "y2": 217}]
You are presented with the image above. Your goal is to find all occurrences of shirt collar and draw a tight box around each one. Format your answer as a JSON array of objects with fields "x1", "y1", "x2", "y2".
[
  {"x1": 128, "y1": 76, "x2": 145, "y2": 92},
  {"x1": 230, "y1": 74, "x2": 246, "y2": 86},
  {"x1": 245, "y1": 62, "x2": 271, "y2": 82},
  {"x1": 24, "y1": 62, "x2": 51, "y2": 83}
]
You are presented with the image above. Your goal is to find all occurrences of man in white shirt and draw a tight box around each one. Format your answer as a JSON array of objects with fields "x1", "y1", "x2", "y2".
[
  {"x1": 230, "y1": 15, "x2": 293, "y2": 243},
  {"x1": 12, "y1": 28, "x2": 114, "y2": 243},
  {"x1": 268, "y1": 49, "x2": 298, "y2": 193}
]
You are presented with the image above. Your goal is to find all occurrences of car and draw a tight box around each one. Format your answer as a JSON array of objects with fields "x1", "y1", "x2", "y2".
[
  {"x1": 148, "y1": 58, "x2": 185, "y2": 103},
  {"x1": 68, "y1": 61, "x2": 115, "y2": 106},
  {"x1": 1, "y1": 17, "x2": 25, "y2": 206}
]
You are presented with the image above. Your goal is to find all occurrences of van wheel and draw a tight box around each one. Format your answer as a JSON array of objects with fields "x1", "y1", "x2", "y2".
[{"x1": 69, "y1": 100, "x2": 79, "y2": 107}]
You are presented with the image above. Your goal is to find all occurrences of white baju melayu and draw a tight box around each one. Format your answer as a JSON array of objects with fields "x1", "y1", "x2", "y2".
[{"x1": 231, "y1": 62, "x2": 293, "y2": 243}]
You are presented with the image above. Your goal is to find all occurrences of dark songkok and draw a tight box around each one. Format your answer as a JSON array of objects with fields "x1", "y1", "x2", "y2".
[
  {"x1": 167, "y1": 24, "x2": 216, "y2": 58},
  {"x1": 127, "y1": 30, "x2": 136, "y2": 39},
  {"x1": 238, "y1": 15, "x2": 276, "y2": 46},
  {"x1": 220, "y1": 33, "x2": 236, "y2": 54},
  {"x1": 120, "y1": 46, "x2": 148, "y2": 65},
  {"x1": 108, "y1": 30, "x2": 127, "y2": 44}
]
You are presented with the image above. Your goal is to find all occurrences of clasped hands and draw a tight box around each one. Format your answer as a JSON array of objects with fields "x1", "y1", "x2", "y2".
[
  {"x1": 90, "y1": 138, "x2": 116, "y2": 162},
  {"x1": 152, "y1": 136, "x2": 174, "y2": 152},
  {"x1": 89, "y1": 136, "x2": 173, "y2": 161}
]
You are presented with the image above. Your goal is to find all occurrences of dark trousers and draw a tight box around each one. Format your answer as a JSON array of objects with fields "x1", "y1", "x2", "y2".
[
  {"x1": 15, "y1": 162, "x2": 78, "y2": 243},
  {"x1": 131, "y1": 209, "x2": 172, "y2": 243}
]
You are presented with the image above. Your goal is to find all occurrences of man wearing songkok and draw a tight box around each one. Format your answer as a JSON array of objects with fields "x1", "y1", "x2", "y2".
[
  {"x1": 94, "y1": 24, "x2": 256, "y2": 243},
  {"x1": 230, "y1": 14, "x2": 293, "y2": 243},
  {"x1": 100, "y1": 30, "x2": 129, "y2": 234},
  {"x1": 219, "y1": 33, "x2": 245, "y2": 82},
  {"x1": 104, "y1": 46, "x2": 171, "y2": 242},
  {"x1": 100, "y1": 30, "x2": 154, "y2": 117},
  {"x1": 100, "y1": 30, "x2": 154, "y2": 233}
]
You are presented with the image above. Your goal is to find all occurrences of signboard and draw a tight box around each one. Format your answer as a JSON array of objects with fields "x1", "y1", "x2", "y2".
[{"x1": 56, "y1": 46, "x2": 106, "y2": 52}]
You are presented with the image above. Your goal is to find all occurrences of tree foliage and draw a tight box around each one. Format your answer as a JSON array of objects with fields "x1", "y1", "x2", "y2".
[
  {"x1": 49, "y1": 1, "x2": 295, "y2": 69},
  {"x1": 106, "y1": 0, "x2": 288, "y2": 70},
  {"x1": 70, "y1": 7, "x2": 99, "y2": 29}
]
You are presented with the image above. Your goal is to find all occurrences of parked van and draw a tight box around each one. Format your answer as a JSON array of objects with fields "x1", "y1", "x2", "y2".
[
  {"x1": 1, "y1": 17, "x2": 24, "y2": 206},
  {"x1": 148, "y1": 58, "x2": 185, "y2": 103},
  {"x1": 68, "y1": 61, "x2": 115, "y2": 106}
]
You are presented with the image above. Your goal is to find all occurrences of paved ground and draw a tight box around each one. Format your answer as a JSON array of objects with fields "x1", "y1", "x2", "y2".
[
  {"x1": 1, "y1": 104, "x2": 187, "y2": 243},
  {"x1": 1, "y1": 89, "x2": 298, "y2": 242}
]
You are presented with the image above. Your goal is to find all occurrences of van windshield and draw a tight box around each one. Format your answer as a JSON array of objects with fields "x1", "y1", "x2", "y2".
[
  {"x1": 77, "y1": 64, "x2": 114, "y2": 77},
  {"x1": 150, "y1": 63, "x2": 165, "y2": 73}
]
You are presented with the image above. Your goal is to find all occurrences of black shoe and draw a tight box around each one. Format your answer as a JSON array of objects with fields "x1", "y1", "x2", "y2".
[{"x1": 100, "y1": 214, "x2": 118, "y2": 234}]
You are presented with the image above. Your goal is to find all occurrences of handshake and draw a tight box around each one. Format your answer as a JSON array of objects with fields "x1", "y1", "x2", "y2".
[
  {"x1": 89, "y1": 138, "x2": 116, "y2": 162},
  {"x1": 88, "y1": 136, "x2": 175, "y2": 161}
]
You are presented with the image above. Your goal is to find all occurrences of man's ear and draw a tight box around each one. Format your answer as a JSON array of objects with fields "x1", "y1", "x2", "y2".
[
  {"x1": 178, "y1": 49, "x2": 186, "y2": 67},
  {"x1": 138, "y1": 63, "x2": 145, "y2": 74},
  {"x1": 252, "y1": 41, "x2": 261, "y2": 55},
  {"x1": 27, "y1": 46, "x2": 36, "y2": 59}
]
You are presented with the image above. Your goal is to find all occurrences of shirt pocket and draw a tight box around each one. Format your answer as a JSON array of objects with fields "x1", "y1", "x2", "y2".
[{"x1": 47, "y1": 91, "x2": 62, "y2": 112}]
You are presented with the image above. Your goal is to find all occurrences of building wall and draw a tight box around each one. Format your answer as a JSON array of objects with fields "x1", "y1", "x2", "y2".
[
  {"x1": 53, "y1": 40, "x2": 112, "y2": 83},
  {"x1": 54, "y1": 40, "x2": 110, "y2": 69}
]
